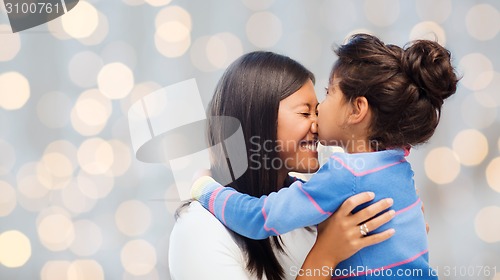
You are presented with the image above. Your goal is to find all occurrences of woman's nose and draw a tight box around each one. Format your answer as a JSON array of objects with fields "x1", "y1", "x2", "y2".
[{"x1": 311, "y1": 121, "x2": 318, "y2": 133}]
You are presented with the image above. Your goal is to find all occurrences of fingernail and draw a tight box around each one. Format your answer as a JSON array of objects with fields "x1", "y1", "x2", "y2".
[
  {"x1": 388, "y1": 228, "x2": 396, "y2": 235},
  {"x1": 389, "y1": 210, "x2": 396, "y2": 217},
  {"x1": 386, "y1": 198, "x2": 394, "y2": 205},
  {"x1": 368, "y1": 192, "x2": 375, "y2": 199}
]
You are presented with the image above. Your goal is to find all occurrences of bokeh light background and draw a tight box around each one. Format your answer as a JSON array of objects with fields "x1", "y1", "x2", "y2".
[{"x1": 1, "y1": 0, "x2": 500, "y2": 279}]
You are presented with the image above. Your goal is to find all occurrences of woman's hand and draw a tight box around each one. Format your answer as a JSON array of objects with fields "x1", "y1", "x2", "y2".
[{"x1": 297, "y1": 192, "x2": 395, "y2": 280}]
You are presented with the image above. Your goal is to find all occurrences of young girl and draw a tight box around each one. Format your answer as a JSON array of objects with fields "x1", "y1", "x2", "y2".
[{"x1": 191, "y1": 34, "x2": 459, "y2": 279}]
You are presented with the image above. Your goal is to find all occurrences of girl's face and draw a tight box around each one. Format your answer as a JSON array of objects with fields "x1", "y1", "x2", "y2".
[
  {"x1": 276, "y1": 79, "x2": 320, "y2": 175},
  {"x1": 317, "y1": 79, "x2": 351, "y2": 146}
]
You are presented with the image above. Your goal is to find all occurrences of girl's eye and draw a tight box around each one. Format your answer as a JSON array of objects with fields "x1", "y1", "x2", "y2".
[
  {"x1": 324, "y1": 87, "x2": 329, "y2": 95},
  {"x1": 300, "y1": 113, "x2": 311, "y2": 117}
]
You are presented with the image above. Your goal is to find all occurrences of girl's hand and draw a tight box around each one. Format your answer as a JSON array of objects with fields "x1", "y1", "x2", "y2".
[{"x1": 297, "y1": 192, "x2": 395, "y2": 280}]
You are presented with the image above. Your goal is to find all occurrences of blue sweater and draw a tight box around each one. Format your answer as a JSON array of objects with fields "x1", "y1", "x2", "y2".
[{"x1": 192, "y1": 150, "x2": 437, "y2": 279}]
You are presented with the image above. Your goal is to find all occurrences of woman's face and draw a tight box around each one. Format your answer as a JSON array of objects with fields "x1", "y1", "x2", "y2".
[{"x1": 276, "y1": 79, "x2": 320, "y2": 175}]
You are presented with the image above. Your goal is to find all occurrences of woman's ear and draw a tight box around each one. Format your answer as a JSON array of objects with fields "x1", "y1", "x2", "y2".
[{"x1": 347, "y1": 96, "x2": 369, "y2": 124}]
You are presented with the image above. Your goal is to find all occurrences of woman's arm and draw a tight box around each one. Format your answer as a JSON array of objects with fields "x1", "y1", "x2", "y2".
[{"x1": 297, "y1": 192, "x2": 396, "y2": 280}]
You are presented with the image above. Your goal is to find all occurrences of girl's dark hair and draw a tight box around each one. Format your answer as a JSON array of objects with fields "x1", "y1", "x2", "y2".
[
  {"x1": 207, "y1": 51, "x2": 314, "y2": 280},
  {"x1": 331, "y1": 33, "x2": 459, "y2": 150}
]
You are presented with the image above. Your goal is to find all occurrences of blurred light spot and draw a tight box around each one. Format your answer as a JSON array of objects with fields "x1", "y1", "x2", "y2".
[
  {"x1": 37, "y1": 159, "x2": 71, "y2": 190},
  {"x1": 41, "y1": 261, "x2": 71, "y2": 280},
  {"x1": 61, "y1": 1, "x2": 99, "y2": 38},
  {"x1": 145, "y1": 0, "x2": 171, "y2": 6},
  {"x1": 409, "y1": 21, "x2": 446, "y2": 45},
  {"x1": 246, "y1": 12, "x2": 282, "y2": 48},
  {"x1": 61, "y1": 180, "x2": 97, "y2": 214},
  {"x1": 16, "y1": 185, "x2": 52, "y2": 212},
  {"x1": 121, "y1": 82, "x2": 162, "y2": 115},
  {"x1": 17, "y1": 162, "x2": 50, "y2": 199},
  {"x1": 157, "y1": 21, "x2": 189, "y2": 43},
  {"x1": 123, "y1": 269, "x2": 160, "y2": 280},
  {"x1": 0, "y1": 181, "x2": 16, "y2": 217},
  {"x1": 78, "y1": 11, "x2": 109, "y2": 46},
  {"x1": 164, "y1": 184, "x2": 180, "y2": 214},
  {"x1": 37, "y1": 92, "x2": 72, "y2": 128},
  {"x1": 76, "y1": 99, "x2": 109, "y2": 126},
  {"x1": 155, "y1": 6, "x2": 192, "y2": 31},
  {"x1": 241, "y1": 0, "x2": 274, "y2": 10},
  {"x1": 486, "y1": 157, "x2": 500, "y2": 193},
  {"x1": 154, "y1": 23, "x2": 191, "y2": 58},
  {"x1": 69, "y1": 220, "x2": 102, "y2": 256},
  {"x1": 190, "y1": 36, "x2": 217, "y2": 72},
  {"x1": 121, "y1": 239, "x2": 157, "y2": 276},
  {"x1": 0, "y1": 72, "x2": 30, "y2": 110},
  {"x1": 41, "y1": 152, "x2": 74, "y2": 178},
  {"x1": 115, "y1": 200, "x2": 152, "y2": 236},
  {"x1": 101, "y1": 41, "x2": 137, "y2": 69},
  {"x1": 77, "y1": 138, "x2": 114, "y2": 175},
  {"x1": 109, "y1": 140, "x2": 132, "y2": 176},
  {"x1": 474, "y1": 206, "x2": 500, "y2": 243},
  {"x1": 0, "y1": 230, "x2": 31, "y2": 267},
  {"x1": 69, "y1": 51, "x2": 103, "y2": 88},
  {"x1": 466, "y1": 4, "x2": 500, "y2": 41},
  {"x1": 364, "y1": 0, "x2": 400, "y2": 27},
  {"x1": 207, "y1": 33, "x2": 243, "y2": 69},
  {"x1": 0, "y1": 25, "x2": 21, "y2": 61},
  {"x1": 437, "y1": 178, "x2": 475, "y2": 226},
  {"x1": 68, "y1": 260, "x2": 104, "y2": 280},
  {"x1": 45, "y1": 140, "x2": 78, "y2": 167},
  {"x1": 283, "y1": 30, "x2": 323, "y2": 66},
  {"x1": 424, "y1": 147, "x2": 460, "y2": 184},
  {"x1": 416, "y1": 0, "x2": 452, "y2": 23},
  {"x1": 458, "y1": 53, "x2": 494, "y2": 91},
  {"x1": 321, "y1": 1, "x2": 358, "y2": 33},
  {"x1": 461, "y1": 93, "x2": 496, "y2": 129},
  {"x1": 37, "y1": 213, "x2": 75, "y2": 251},
  {"x1": 0, "y1": 139, "x2": 16, "y2": 176},
  {"x1": 71, "y1": 89, "x2": 112, "y2": 136},
  {"x1": 452, "y1": 129, "x2": 488, "y2": 166},
  {"x1": 154, "y1": 6, "x2": 191, "y2": 57},
  {"x1": 48, "y1": 16, "x2": 72, "y2": 40},
  {"x1": 77, "y1": 171, "x2": 114, "y2": 199},
  {"x1": 98, "y1": 63, "x2": 134, "y2": 99},
  {"x1": 123, "y1": 0, "x2": 145, "y2": 6},
  {"x1": 474, "y1": 72, "x2": 500, "y2": 108}
]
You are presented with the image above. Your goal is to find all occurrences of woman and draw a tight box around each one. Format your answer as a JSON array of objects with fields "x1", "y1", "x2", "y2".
[{"x1": 168, "y1": 51, "x2": 395, "y2": 280}]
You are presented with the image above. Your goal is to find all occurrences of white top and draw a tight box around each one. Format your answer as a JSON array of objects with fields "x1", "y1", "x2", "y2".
[{"x1": 169, "y1": 201, "x2": 317, "y2": 280}]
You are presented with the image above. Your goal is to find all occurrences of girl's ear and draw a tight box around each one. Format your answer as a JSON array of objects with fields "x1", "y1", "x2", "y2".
[{"x1": 347, "y1": 96, "x2": 370, "y2": 124}]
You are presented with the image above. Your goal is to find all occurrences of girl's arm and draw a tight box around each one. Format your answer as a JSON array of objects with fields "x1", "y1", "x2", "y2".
[
  {"x1": 191, "y1": 159, "x2": 353, "y2": 239},
  {"x1": 297, "y1": 192, "x2": 396, "y2": 280}
]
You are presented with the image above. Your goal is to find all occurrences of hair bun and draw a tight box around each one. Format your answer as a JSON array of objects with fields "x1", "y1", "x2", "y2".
[{"x1": 402, "y1": 40, "x2": 459, "y2": 107}]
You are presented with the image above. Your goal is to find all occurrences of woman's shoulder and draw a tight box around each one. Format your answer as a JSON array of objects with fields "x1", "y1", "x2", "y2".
[
  {"x1": 170, "y1": 201, "x2": 238, "y2": 244},
  {"x1": 169, "y1": 201, "x2": 251, "y2": 279}
]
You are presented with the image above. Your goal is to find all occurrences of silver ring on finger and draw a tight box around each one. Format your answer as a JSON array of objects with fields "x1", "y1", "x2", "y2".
[{"x1": 359, "y1": 223, "x2": 369, "y2": 236}]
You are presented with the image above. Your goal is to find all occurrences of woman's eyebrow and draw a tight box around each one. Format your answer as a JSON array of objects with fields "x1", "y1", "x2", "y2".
[{"x1": 293, "y1": 103, "x2": 311, "y2": 109}]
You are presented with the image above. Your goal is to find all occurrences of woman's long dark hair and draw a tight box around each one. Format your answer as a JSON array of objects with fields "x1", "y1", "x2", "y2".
[{"x1": 206, "y1": 51, "x2": 315, "y2": 280}]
